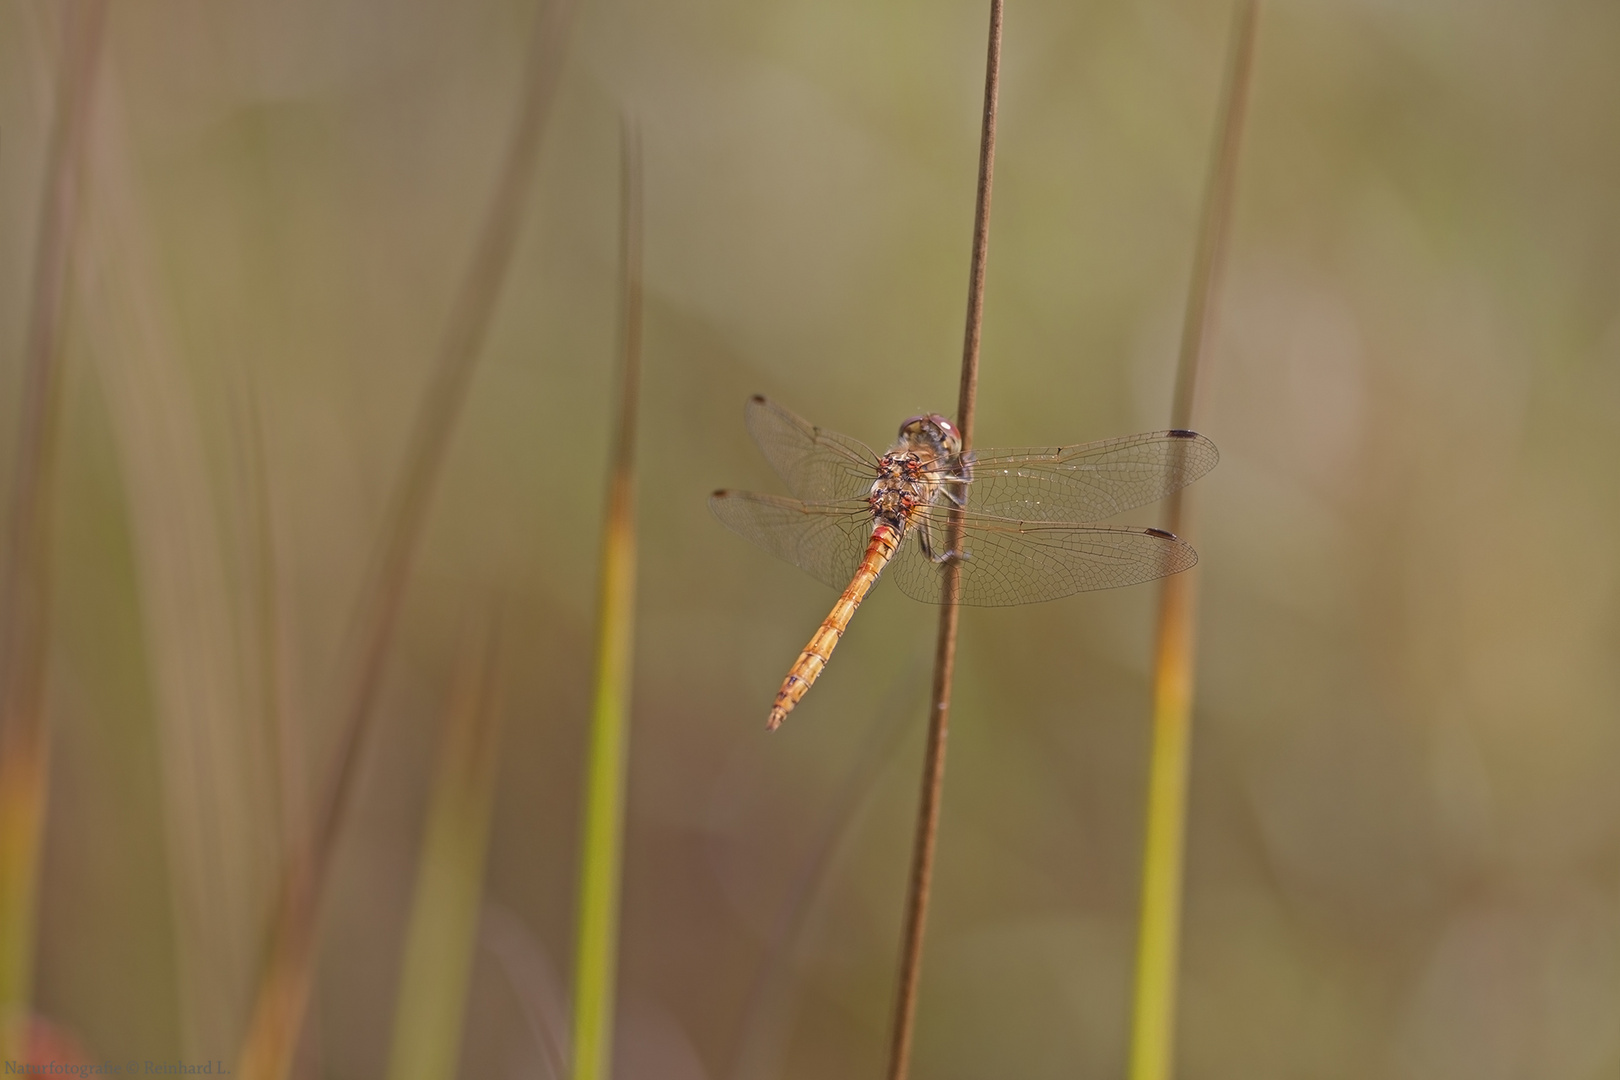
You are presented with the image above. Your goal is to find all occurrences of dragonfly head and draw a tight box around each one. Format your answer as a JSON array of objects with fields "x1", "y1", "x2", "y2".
[{"x1": 897, "y1": 413, "x2": 962, "y2": 457}]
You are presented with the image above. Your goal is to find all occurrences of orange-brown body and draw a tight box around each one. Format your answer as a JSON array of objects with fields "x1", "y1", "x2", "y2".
[{"x1": 767, "y1": 523, "x2": 902, "y2": 729}]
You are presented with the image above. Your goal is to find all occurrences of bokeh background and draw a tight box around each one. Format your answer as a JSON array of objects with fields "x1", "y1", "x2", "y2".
[{"x1": 2, "y1": 0, "x2": 1618, "y2": 1077}]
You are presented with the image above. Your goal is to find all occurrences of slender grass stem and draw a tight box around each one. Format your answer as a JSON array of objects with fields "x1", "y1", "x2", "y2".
[
  {"x1": 0, "y1": 1, "x2": 107, "y2": 1064},
  {"x1": 235, "y1": 3, "x2": 576, "y2": 1077},
  {"x1": 568, "y1": 116, "x2": 644, "y2": 1080},
  {"x1": 1127, "y1": 6, "x2": 1258, "y2": 1080},
  {"x1": 1169, "y1": 1, "x2": 1259, "y2": 438},
  {"x1": 885, "y1": 4, "x2": 1001, "y2": 1078}
]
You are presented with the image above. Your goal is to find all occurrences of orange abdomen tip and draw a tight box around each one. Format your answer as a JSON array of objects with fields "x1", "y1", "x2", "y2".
[{"x1": 762, "y1": 524, "x2": 898, "y2": 731}]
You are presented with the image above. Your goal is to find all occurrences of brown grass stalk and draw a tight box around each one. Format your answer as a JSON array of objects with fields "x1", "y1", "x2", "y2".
[
  {"x1": 884, "y1": 2, "x2": 1002, "y2": 1077},
  {"x1": 1126, "y1": 5, "x2": 1258, "y2": 1080},
  {"x1": 0, "y1": 1, "x2": 107, "y2": 1064},
  {"x1": 235, "y1": 2, "x2": 577, "y2": 1076}
]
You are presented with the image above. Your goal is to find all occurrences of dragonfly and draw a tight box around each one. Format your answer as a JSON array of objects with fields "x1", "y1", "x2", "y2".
[{"x1": 711, "y1": 395, "x2": 1219, "y2": 729}]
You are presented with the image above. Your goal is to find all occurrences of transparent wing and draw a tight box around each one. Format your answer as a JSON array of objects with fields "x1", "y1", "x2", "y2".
[
  {"x1": 944, "y1": 430, "x2": 1218, "y2": 523},
  {"x1": 886, "y1": 510, "x2": 1197, "y2": 607},
  {"x1": 745, "y1": 395, "x2": 882, "y2": 503},
  {"x1": 709, "y1": 489, "x2": 874, "y2": 591}
]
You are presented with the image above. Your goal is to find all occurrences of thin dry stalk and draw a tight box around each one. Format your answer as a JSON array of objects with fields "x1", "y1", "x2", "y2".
[
  {"x1": 235, "y1": 3, "x2": 577, "y2": 1077},
  {"x1": 1127, "y1": 5, "x2": 1258, "y2": 1080},
  {"x1": 0, "y1": 1, "x2": 107, "y2": 1064},
  {"x1": 568, "y1": 114, "x2": 645, "y2": 1080},
  {"x1": 885, "y1": 3, "x2": 1002, "y2": 1078}
]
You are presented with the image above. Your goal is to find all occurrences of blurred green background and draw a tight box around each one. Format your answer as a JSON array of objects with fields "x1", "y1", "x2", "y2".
[{"x1": 2, "y1": 0, "x2": 1618, "y2": 1077}]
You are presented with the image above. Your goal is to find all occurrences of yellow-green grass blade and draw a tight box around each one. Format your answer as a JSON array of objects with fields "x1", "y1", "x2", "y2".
[
  {"x1": 387, "y1": 621, "x2": 504, "y2": 1080},
  {"x1": 569, "y1": 519, "x2": 635, "y2": 1080},
  {"x1": 1129, "y1": 570, "x2": 1200, "y2": 1080},
  {"x1": 0, "y1": 1, "x2": 107, "y2": 1065},
  {"x1": 569, "y1": 117, "x2": 643, "y2": 1080},
  {"x1": 1127, "y1": 4, "x2": 1258, "y2": 1080}
]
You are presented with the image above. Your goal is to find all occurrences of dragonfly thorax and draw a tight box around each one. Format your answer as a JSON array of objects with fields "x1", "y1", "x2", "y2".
[
  {"x1": 868, "y1": 451, "x2": 934, "y2": 529},
  {"x1": 875, "y1": 451, "x2": 924, "y2": 481}
]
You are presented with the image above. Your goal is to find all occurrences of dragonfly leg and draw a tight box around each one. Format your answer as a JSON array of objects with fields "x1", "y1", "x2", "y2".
[
  {"x1": 916, "y1": 525, "x2": 934, "y2": 561},
  {"x1": 918, "y1": 529, "x2": 970, "y2": 566},
  {"x1": 915, "y1": 514, "x2": 972, "y2": 567}
]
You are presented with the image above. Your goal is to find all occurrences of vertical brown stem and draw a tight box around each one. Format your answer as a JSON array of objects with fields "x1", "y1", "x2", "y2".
[
  {"x1": 884, "y1": 3, "x2": 1002, "y2": 1078},
  {"x1": 1169, "y1": 0, "x2": 1258, "y2": 445},
  {"x1": 612, "y1": 117, "x2": 645, "y2": 472},
  {"x1": 0, "y1": 0, "x2": 107, "y2": 1064}
]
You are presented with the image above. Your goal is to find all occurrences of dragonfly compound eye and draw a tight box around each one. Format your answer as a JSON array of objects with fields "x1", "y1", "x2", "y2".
[{"x1": 898, "y1": 414, "x2": 962, "y2": 454}]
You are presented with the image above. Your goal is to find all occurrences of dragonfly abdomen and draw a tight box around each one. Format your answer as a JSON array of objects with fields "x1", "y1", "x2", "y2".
[{"x1": 767, "y1": 521, "x2": 902, "y2": 729}]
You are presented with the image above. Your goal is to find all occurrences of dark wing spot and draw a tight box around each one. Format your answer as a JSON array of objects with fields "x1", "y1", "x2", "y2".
[
  {"x1": 1167, "y1": 429, "x2": 1198, "y2": 439},
  {"x1": 712, "y1": 489, "x2": 731, "y2": 497},
  {"x1": 750, "y1": 393, "x2": 767, "y2": 405},
  {"x1": 1145, "y1": 527, "x2": 1178, "y2": 540}
]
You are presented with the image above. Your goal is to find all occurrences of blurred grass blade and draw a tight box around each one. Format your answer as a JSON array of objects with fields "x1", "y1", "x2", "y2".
[
  {"x1": 236, "y1": 1, "x2": 578, "y2": 1077},
  {"x1": 387, "y1": 618, "x2": 504, "y2": 1080},
  {"x1": 885, "y1": 3, "x2": 1000, "y2": 1079},
  {"x1": 0, "y1": 0, "x2": 107, "y2": 1065},
  {"x1": 78, "y1": 48, "x2": 279, "y2": 1054},
  {"x1": 569, "y1": 114, "x2": 644, "y2": 1080},
  {"x1": 1127, "y1": 5, "x2": 1258, "y2": 1080}
]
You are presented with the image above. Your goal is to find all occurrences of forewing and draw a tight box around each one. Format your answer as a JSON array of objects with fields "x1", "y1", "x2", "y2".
[
  {"x1": 709, "y1": 490, "x2": 873, "y2": 592},
  {"x1": 955, "y1": 430, "x2": 1218, "y2": 522},
  {"x1": 745, "y1": 395, "x2": 881, "y2": 503},
  {"x1": 886, "y1": 511, "x2": 1197, "y2": 607}
]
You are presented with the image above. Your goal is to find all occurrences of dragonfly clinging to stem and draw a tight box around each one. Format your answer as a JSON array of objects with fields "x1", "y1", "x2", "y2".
[{"x1": 711, "y1": 395, "x2": 1218, "y2": 729}]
